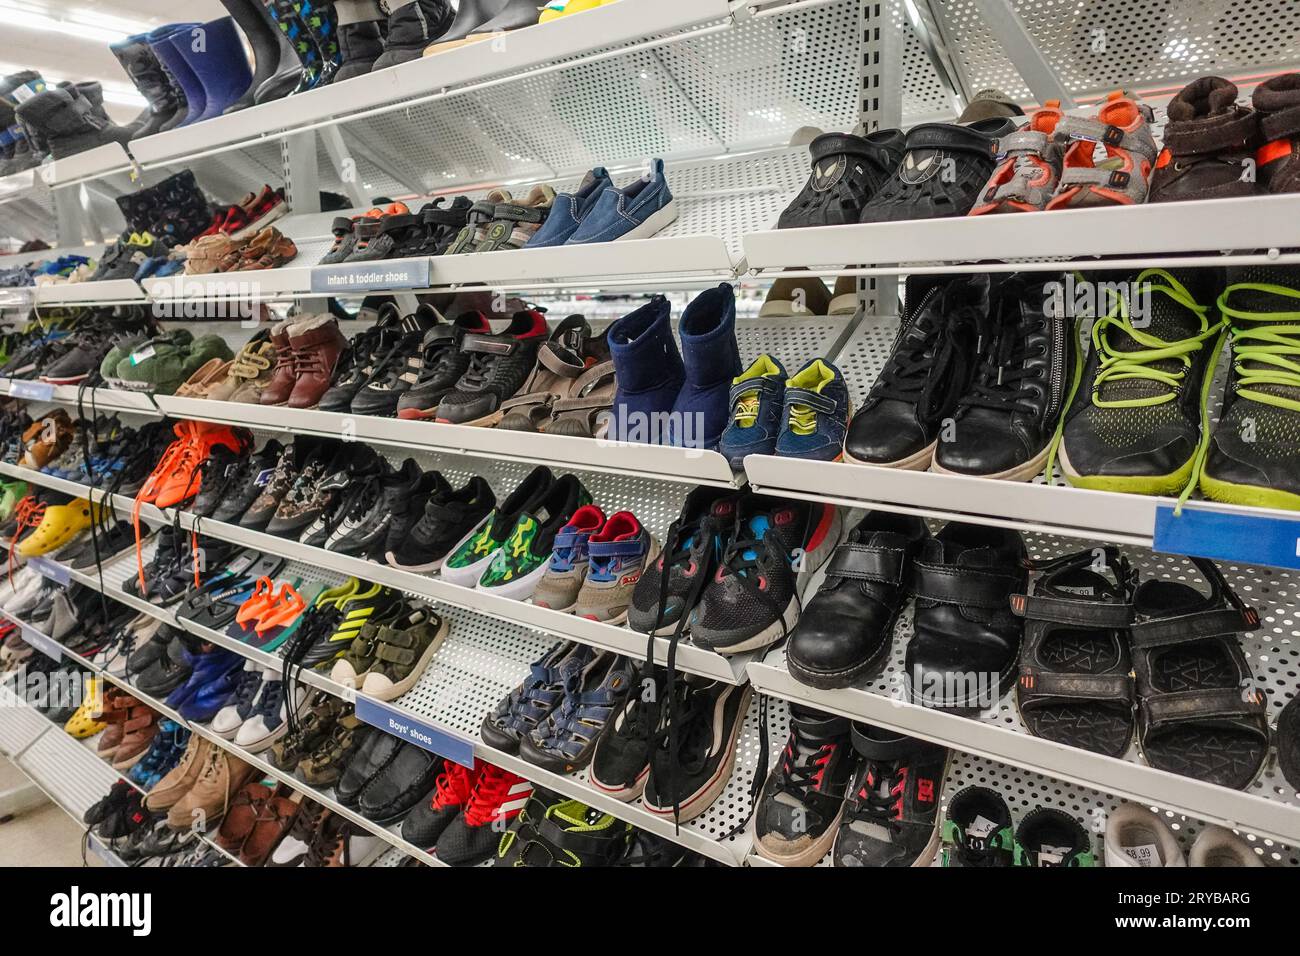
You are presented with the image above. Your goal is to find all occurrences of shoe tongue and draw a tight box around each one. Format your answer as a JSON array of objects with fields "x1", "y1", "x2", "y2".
[
  {"x1": 1100, "y1": 284, "x2": 1205, "y2": 403},
  {"x1": 740, "y1": 513, "x2": 771, "y2": 563}
]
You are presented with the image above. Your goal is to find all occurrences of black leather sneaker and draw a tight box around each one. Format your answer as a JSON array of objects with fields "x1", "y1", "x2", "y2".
[
  {"x1": 326, "y1": 457, "x2": 430, "y2": 557},
  {"x1": 905, "y1": 522, "x2": 1026, "y2": 712},
  {"x1": 385, "y1": 475, "x2": 496, "y2": 572},
  {"x1": 833, "y1": 724, "x2": 949, "y2": 867},
  {"x1": 318, "y1": 305, "x2": 411, "y2": 413},
  {"x1": 786, "y1": 511, "x2": 930, "y2": 689},
  {"x1": 844, "y1": 273, "x2": 989, "y2": 468},
  {"x1": 932, "y1": 272, "x2": 1078, "y2": 481},
  {"x1": 753, "y1": 705, "x2": 855, "y2": 866},
  {"x1": 350, "y1": 305, "x2": 441, "y2": 417},
  {"x1": 212, "y1": 439, "x2": 284, "y2": 524},
  {"x1": 394, "y1": 312, "x2": 493, "y2": 421},
  {"x1": 435, "y1": 310, "x2": 549, "y2": 426}
]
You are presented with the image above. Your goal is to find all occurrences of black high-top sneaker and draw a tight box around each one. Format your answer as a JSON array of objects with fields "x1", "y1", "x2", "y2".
[
  {"x1": 753, "y1": 705, "x2": 855, "y2": 866},
  {"x1": 435, "y1": 310, "x2": 550, "y2": 426},
  {"x1": 941, "y1": 785, "x2": 1015, "y2": 867},
  {"x1": 932, "y1": 272, "x2": 1078, "y2": 482},
  {"x1": 844, "y1": 273, "x2": 988, "y2": 468},
  {"x1": 905, "y1": 521, "x2": 1026, "y2": 713},
  {"x1": 1201, "y1": 265, "x2": 1300, "y2": 510},
  {"x1": 833, "y1": 724, "x2": 949, "y2": 867},
  {"x1": 1059, "y1": 267, "x2": 1225, "y2": 496},
  {"x1": 351, "y1": 305, "x2": 442, "y2": 416},
  {"x1": 777, "y1": 130, "x2": 906, "y2": 228}
]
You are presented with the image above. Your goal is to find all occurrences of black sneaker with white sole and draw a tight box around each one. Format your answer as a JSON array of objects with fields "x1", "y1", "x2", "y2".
[
  {"x1": 753, "y1": 705, "x2": 854, "y2": 866},
  {"x1": 385, "y1": 475, "x2": 496, "y2": 573},
  {"x1": 589, "y1": 667, "x2": 665, "y2": 801},
  {"x1": 326, "y1": 458, "x2": 433, "y2": 557},
  {"x1": 350, "y1": 306, "x2": 441, "y2": 417},
  {"x1": 689, "y1": 495, "x2": 841, "y2": 655},
  {"x1": 833, "y1": 724, "x2": 949, "y2": 867},
  {"x1": 642, "y1": 677, "x2": 751, "y2": 823}
]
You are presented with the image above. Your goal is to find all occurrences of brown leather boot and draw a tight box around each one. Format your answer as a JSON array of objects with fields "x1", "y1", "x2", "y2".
[
  {"x1": 215, "y1": 780, "x2": 273, "y2": 852},
  {"x1": 167, "y1": 744, "x2": 255, "y2": 830},
  {"x1": 110, "y1": 704, "x2": 159, "y2": 770},
  {"x1": 1254, "y1": 74, "x2": 1300, "y2": 194},
  {"x1": 285, "y1": 316, "x2": 348, "y2": 409},
  {"x1": 234, "y1": 226, "x2": 298, "y2": 270},
  {"x1": 257, "y1": 319, "x2": 300, "y2": 406},
  {"x1": 94, "y1": 688, "x2": 134, "y2": 756},
  {"x1": 145, "y1": 733, "x2": 209, "y2": 811},
  {"x1": 1149, "y1": 76, "x2": 1260, "y2": 203},
  {"x1": 239, "y1": 787, "x2": 303, "y2": 866}
]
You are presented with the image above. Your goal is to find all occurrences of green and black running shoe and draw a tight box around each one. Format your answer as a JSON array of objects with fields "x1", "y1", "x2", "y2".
[
  {"x1": 1201, "y1": 265, "x2": 1300, "y2": 510},
  {"x1": 1058, "y1": 267, "x2": 1226, "y2": 496}
]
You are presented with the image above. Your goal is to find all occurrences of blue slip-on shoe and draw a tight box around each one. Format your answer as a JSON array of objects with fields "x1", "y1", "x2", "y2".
[
  {"x1": 565, "y1": 158, "x2": 678, "y2": 245},
  {"x1": 718, "y1": 354, "x2": 788, "y2": 469},
  {"x1": 669, "y1": 283, "x2": 742, "y2": 450},
  {"x1": 525, "y1": 167, "x2": 612, "y2": 248},
  {"x1": 775, "y1": 358, "x2": 852, "y2": 461}
]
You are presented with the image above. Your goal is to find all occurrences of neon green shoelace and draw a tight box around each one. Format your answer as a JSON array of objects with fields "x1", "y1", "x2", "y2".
[{"x1": 1217, "y1": 281, "x2": 1300, "y2": 414}]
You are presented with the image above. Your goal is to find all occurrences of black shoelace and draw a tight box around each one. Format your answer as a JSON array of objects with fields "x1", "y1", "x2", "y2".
[{"x1": 957, "y1": 309, "x2": 1047, "y2": 417}]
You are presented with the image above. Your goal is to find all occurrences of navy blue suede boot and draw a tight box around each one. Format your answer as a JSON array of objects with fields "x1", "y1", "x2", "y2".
[
  {"x1": 672, "y1": 283, "x2": 742, "y2": 450},
  {"x1": 179, "y1": 17, "x2": 255, "y2": 121},
  {"x1": 149, "y1": 24, "x2": 207, "y2": 126},
  {"x1": 607, "y1": 295, "x2": 685, "y2": 446}
]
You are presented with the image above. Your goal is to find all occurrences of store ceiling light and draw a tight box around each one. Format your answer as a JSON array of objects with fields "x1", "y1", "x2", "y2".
[{"x1": 0, "y1": 1, "x2": 154, "y2": 44}]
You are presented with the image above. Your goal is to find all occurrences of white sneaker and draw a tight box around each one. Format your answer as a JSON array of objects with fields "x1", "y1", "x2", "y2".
[
  {"x1": 1104, "y1": 805, "x2": 1185, "y2": 867},
  {"x1": 1188, "y1": 825, "x2": 1264, "y2": 867},
  {"x1": 210, "y1": 661, "x2": 264, "y2": 739}
]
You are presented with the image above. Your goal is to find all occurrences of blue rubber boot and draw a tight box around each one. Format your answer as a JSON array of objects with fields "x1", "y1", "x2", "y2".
[
  {"x1": 607, "y1": 295, "x2": 684, "y2": 446},
  {"x1": 149, "y1": 24, "x2": 206, "y2": 126},
  {"x1": 178, "y1": 17, "x2": 255, "y2": 120},
  {"x1": 671, "y1": 283, "x2": 742, "y2": 450}
]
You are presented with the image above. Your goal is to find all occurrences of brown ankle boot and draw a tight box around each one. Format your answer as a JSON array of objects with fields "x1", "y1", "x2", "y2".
[
  {"x1": 1253, "y1": 73, "x2": 1300, "y2": 194},
  {"x1": 94, "y1": 689, "x2": 135, "y2": 756},
  {"x1": 167, "y1": 745, "x2": 255, "y2": 830},
  {"x1": 1150, "y1": 76, "x2": 1260, "y2": 203},
  {"x1": 257, "y1": 319, "x2": 300, "y2": 406},
  {"x1": 110, "y1": 705, "x2": 159, "y2": 770},
  {"x1": 285, "y1": 316, "x2": 348, "y2": 409}
]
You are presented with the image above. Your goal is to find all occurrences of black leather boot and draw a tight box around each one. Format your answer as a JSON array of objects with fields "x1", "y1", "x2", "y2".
[
  {"x1": 110, "y1": 37, "x2": 182, "y2": 138},
  {"x1": 374, "y1": 0, "x2": 455, "y2": 69},
  {"x1": 932, "y1": 273, "x2": 1076, "y2": 481},
  {"x1": 786, "y1": 511, "x2": 930, "y2": 690},
  {"x1": 335, "y1": 0, "x2": 388, "y2": 81},
  {"x1": 905, "y1": 522, "x2": 1026, "y2": 713},
  {"x1": 844, "y1": 273, "x2": 989, "y2": 468}
]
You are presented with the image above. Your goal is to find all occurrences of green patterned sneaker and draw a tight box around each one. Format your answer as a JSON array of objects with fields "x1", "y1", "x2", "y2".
[
  {"x1": 1201, "y1": 265, "x2": 1300, "y2": 510},
  {"x1": 440, "y1": 466, "x2": 553, "y2": 588},
  {"x1": 0, "y1": 479, "x2": 29, "y2": 523},
  {"x1": 476, "y1": 475, "x2": 592, "y2": 601}
]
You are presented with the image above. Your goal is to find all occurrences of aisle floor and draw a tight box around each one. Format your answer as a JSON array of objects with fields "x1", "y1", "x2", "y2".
[{"x1": 0, "y1": 757, "x2": 102, "y2": 867}]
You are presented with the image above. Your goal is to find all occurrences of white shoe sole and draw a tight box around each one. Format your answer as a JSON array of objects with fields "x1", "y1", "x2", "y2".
[
  {"x1": 475, "y1": 561, "x2": 548, "y2": 602},
  {"x1": 439, "y1": 545, "x2": 497, "y2": 588},
  {"x1": 615, "y1": 200, "x2": 678, "y2": 242},
  {"x1": 361, "y1": 616, "x2": 449, "y2": 702}
]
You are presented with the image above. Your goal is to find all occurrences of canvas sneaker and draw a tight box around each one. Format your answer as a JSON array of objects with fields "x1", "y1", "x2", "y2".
[
  {"x1": 475, "y1": 474, "x2": 592, "y2": 600},
  {"x1": 439, "y1": 466, "x2": 551, "y2": 587}
]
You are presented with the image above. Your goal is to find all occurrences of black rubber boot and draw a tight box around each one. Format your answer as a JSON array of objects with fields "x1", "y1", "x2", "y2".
[
  {"x1": 335, "y1": 0, "x2": 387, "y2": 82},
  {"x1": 219, "y1": 0, "x2": 285, "y2": 112},
  {"x1": 435, "y1": 0, "x2": 510, "y2": 45},
  {"x1": 110, "y1": 37, "x2": 181, "y2": 138},
  {"x1": 254, "y1": 0, "x2": 304, "y2": 104},
  {"x1": 14, "y1": 83, "x2": 134, "y2": 161},
  {"x1": 374, "y1": 0, "x2": 455, "y2": 70}
]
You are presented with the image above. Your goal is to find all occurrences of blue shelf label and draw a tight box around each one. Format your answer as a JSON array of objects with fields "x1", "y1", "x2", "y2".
[
  {"x1": 20, "y1": 626, "x2": 62, "y2": 663},
  {"x1": 354, "y1": 695, "x2": 475, "y2": 769},
  {"x1": 9, "y1": 380, "x2": 54, "y2": 401},
  {"x1": 1154, "y1": 503, "x2": 1300, "y2": 570},
  {"x1": 311, "y1": 258, "x2": 430, "y2": 293},
  {"x1": 28, "y1": 556, "x2": 69, "y2": 586}
]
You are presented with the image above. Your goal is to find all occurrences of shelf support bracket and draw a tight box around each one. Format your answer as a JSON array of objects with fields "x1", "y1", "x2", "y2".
[{"x1": 966, "y1": 0, "x2": 1076, "y2": 108}]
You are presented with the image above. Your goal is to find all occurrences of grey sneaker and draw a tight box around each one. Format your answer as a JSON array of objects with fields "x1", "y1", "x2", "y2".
[
  {"x1": 573, "y1": 512, "x2": 657, "y2": 625},
  {"x1": 532, "y1": 505, "x2": 605, "y2": 612}
]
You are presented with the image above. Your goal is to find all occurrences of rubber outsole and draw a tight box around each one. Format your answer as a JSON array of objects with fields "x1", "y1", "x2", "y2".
[
  {"x1": 1056, "y1": 442, "x2": 1194, "y2": 496},
  {"x1": 842, "y1": 440, "x2": 936, "y2": 471}
]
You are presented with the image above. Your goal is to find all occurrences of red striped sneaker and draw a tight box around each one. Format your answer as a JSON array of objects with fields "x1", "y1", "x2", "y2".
[{"x1": 434, "y1": 764, "x2": 533, "y2": 867}]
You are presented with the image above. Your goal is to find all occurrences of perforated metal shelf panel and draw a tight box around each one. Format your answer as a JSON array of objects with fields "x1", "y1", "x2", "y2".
[
  {"x1": 0, "y1": 682, "x2": 53, "y2": 756},
  {"x1": 16, "y1": 720, "x2": 122, "y2": 821}
]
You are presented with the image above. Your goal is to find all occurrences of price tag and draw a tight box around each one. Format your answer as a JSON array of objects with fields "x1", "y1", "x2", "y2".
[
  {"x1": 353, "y1": 695, "x2": 475, "y2": 769},
  {"x1": 1154, "y1": 503, "x2": 1300, "y2": 571},
  {"x1": 20, "y1": 625, "x2": 62, "y2": 662},
  {"x1": 9, "y1": 380, "x2": 54, "y2": 401},
  {"x1": 28, "y1": 556, "x2": 69, "y2": 586},
  {"x1": 311, "y1": 258, "x2": 431, "y2": 293},
  {"x1": 1121, "y1": 844, "x2": 1159, "y2": 867}
]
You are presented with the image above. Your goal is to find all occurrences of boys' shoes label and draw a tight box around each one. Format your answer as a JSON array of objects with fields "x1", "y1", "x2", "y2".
[
  {"x1": 353, "y1": 694, "x2": 475, "y2": 768},
  {"x1": 311, "y1": 258, "x2": 430, "y2": 293},
  {"x1": 28, "y1": 556, "x2": 69, "y2": 586},
  {"x1": 1154, "y1": 503, "x2": 1300, "y2": 570},
  {"x1": 20, "y1": 625, "x2": 62, "y2": 662},
  {"x1": 8, "y1": 380, "x2": 54, "y2": 401}
]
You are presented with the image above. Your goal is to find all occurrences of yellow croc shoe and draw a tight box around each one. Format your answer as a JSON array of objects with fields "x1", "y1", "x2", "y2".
[
  {"x1": 16, "y1": 497, "x2": 97, "y2": 557},
  {"x1": 65, "y1": 677, "x2": 108, "y2": 739}
]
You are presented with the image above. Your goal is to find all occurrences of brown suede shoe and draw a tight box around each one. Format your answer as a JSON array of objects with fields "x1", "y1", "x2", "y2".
[
  {"x1": 256, "y1": 319, "x2": 299, "y2": 406},
  {"x1": 176, "y1": 358, "x2": 234, "y2": 397},
  {"x1": 240, "y1": 787, "x2": 303, "y2": 866},
  {"x1": 234, "y1": 227, "x2": 298, "y2": 271},
  {"x1": 110, "y1": 704, "x2": 159, "y2": 770},
  {"x1": 19, "y1": 410, "x2": 74, "y2": 469},
  {"x1": 1253, "y1": 74, "x2": 1300, "y2": 194},
  {"x1": 215, "y1": 779, "x2": 273, "y2": 852},
  {"x1": 145, "y1": 734, "x2": 209, "y2": 811},
  {"x1": 284, "y1": 316, "x2": 348, "y2": 409},
  {"x1": 1149, "y1": 76, "x2": 1260, "y2": 203},
  {"x1": 94, "y1": 688, "x2": 135, "y2": 756},
  {"x1": 208, "y1": 329, "x2": 276, "y2": 403},
  {"x1": 167, "y1": 743, "x2": 255, "y2": 830},
  {"x1": 185, "y1": 234, "x2": 247, "y2": 275}
]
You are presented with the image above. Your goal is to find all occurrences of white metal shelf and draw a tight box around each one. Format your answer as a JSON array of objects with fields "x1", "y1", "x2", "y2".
[{"x1": 742, "y1": 194, "x2": 1300, "y2": 274}]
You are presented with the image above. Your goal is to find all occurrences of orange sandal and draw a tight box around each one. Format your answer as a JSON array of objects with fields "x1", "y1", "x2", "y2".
[{"x1": 1045, "y1": 91, "x2": 1158, "y2": 209}]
